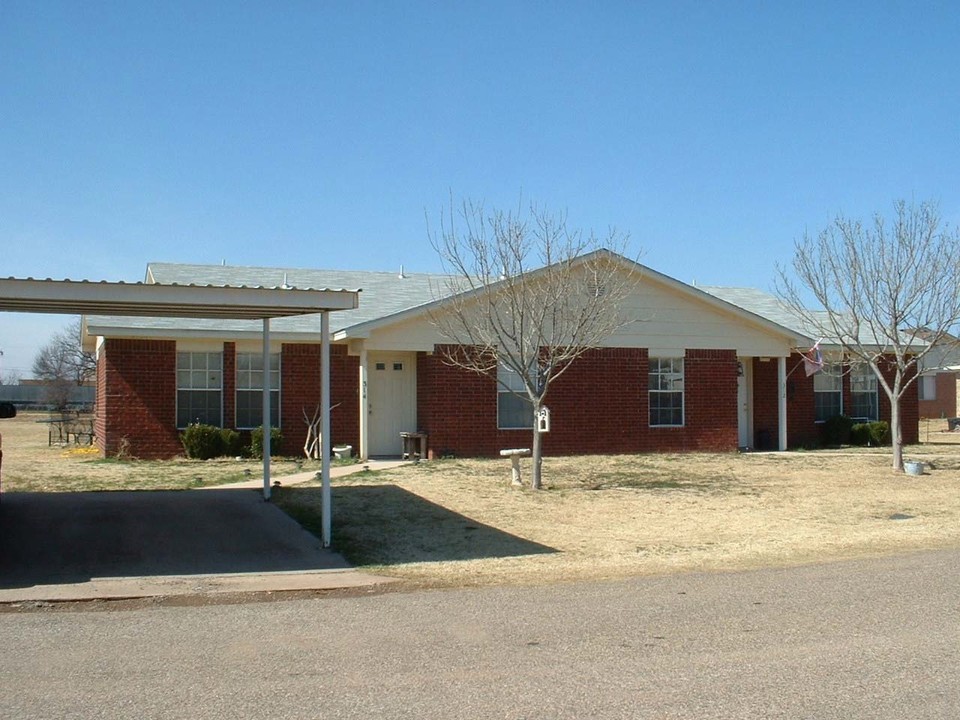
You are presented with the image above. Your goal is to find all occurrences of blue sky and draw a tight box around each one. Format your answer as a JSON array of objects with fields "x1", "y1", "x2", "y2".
[{"x1": 1, "y1": 1, "x2": 959, "y2": 377}]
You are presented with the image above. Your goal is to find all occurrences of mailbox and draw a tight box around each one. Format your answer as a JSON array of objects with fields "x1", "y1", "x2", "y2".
[{"x1": 537, "y1": 406, "x2": 550, "y2": 433}]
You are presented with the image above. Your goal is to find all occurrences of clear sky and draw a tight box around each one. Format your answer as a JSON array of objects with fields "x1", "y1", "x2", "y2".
[{"x1": 1, "y1": 1, "x2": 958, "y2": 378}]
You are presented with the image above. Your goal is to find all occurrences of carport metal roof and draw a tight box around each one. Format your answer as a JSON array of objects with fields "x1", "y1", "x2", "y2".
[
  {"x1": 0, "y1": 277, "x2": 359, "y2": 318},
  {"x1": 0, "y1": 276, "x2": 361, "y2": 547}
]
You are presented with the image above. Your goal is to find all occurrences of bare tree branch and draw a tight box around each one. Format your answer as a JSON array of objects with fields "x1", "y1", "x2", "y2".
[
  {"x1": 777, "y1": 200, "x2": 960, "y2": 471},
  {"x1": 428, "y1": 198, "x2": 640, "y2": 489}
]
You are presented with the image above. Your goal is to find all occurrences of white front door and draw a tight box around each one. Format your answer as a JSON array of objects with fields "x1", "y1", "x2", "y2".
[
  {"x1": 367, "y1": 352, "x2": 417, "y2": 456},
  {"x1": 737, "y1": 358, "x2": 753, "y2": 448}
]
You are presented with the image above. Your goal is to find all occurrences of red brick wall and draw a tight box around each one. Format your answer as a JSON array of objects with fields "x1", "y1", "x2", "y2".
[
  {"x1": 544, "y1": 348, "x2": 646, "y2": 454},
  {"x1": 878, "y1": 356, "x2": 919, "y2": 444},
  {"x1": 280, "y1": 343, "x2": 359, "y2": 456},
  {"x1": 416, "y1": 346, "x2": 739, "y2": 457},
  {"x1": 223, "y1": 342, "x2": 236, "y2": 429},
  {"x1": 778, "y1": 352, "x2": 919, "y2": 448},
  {"x1": 751, "y1": 358, "x2": 780, "y2": 449},
  {"x1": 785, "y1": 352, "x2": 818, "y2": 448},
  {"x1": 416, "y1": 347, "x2": 500, "y2": 457},
  {"x1": 97, "y1": 338, "x2": 180, "y2": 458},
  {"x1": 644, "y1": 349, "x2": 739, "y2": 452},
  {"x1": 918, "y1": 371, "x2": 957, "y2": 420}
]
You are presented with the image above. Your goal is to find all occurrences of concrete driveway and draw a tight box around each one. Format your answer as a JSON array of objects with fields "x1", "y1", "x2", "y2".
[{"x1": 0, "y1": 486, "x2": 391, "y2": 602}]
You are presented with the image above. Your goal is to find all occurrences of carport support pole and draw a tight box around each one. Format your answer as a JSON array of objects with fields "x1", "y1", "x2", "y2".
[
  {"x1": 321, "y1": 311, "x2": 332, "y2": 547},
  {"x1": 778, "y1": 355, "x2": 787, "y2": 451},
  {"x1": 262, "y1": 318, "x2": 272, "y2": 501}
]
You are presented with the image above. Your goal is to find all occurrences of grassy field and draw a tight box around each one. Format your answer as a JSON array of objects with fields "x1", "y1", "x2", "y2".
[
  {"x1": 274, "y1": 419, "x2": 960, "y2": 587},
  {"x1": 0, "y1": 412, "x2": 326, "y2": 492},
  {"x1": 4, "y1": 411, "x2": 960, "y2": 588}
]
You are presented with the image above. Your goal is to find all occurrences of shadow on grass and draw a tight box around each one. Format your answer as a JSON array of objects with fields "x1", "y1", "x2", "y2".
[{"x1": 274, "y1": 484, "x2": 558, "y2": 567}]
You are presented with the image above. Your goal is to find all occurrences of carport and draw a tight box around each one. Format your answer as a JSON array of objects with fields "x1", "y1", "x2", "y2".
[{"x1": 0, "y1": 276, "x2": 359, "y2": 547}]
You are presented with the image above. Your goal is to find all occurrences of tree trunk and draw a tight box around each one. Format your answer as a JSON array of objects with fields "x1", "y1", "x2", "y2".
[
  {"x1": 530, "y1": 403, "x2": 543, "y2": 490},
  {"x1": 890, "y1": 396, "x2": 904, "y2": 472}
]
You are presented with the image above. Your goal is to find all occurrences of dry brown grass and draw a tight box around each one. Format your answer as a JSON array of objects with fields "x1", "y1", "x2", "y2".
[
  {"x1": 5, "y1": 412, "x2": 960, "y2": 588},
  {"x1": 0, "y1": 412, "x2": 323, "y2": 492},
  {"x1": 277, "y1": 418, "x2": 960, "y2": 587}
]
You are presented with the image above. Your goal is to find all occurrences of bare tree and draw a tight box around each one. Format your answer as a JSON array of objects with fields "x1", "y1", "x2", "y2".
[
  {"x1": 32, "y1": 317, "x2": 96, "y2": 411},
  {"x1": 778, "y1": 200, "x2": 960, "y2": 471},
  {"x1": 429, "y1": 199, "x2": 638, "y2": 489}
]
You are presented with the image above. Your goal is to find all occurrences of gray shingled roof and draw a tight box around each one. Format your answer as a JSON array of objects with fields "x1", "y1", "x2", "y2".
[
  {"x1": 698, "y1": 286, "x2": 819, "y2": 338},
  {"x1": 86, "y1": 262, "x2": 453, "y2": 335},
  {"x1": 85, "y1": 261, "x2": 847, "y2": 347},
  {"x1": 699, "y1": 285, "x2": 918, "y2": 348}
]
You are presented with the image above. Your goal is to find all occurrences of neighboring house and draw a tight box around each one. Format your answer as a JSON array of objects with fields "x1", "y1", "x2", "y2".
[
  {"x1": 82, "y1": 253, "x2": 918, "y2": 460},
  {"x1": 915, "y1": 330, "x2": 960, "y2": 420}
]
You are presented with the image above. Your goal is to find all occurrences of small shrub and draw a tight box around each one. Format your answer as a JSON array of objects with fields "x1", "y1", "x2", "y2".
[
  {"x1": 850, "y1": 423, "x2": 871, "y2": 446},
  {"x1": 220, "y1": 428, "x2": 243, "y2": 457},
  {"x1": 850, "y1": 421, "x2": 891, "y2": 447},
  {"x1": 250, "y1": 426, "x2": 283, "y2": 458},
  {"x1": 868, "y1": 420, "x2": 891, "y2": 446},
  {"x1": 181, "y1": 423, "x2": 225, "y2": 460},
  {"x1": 823, "y1": 414, "x2": 854, "y2": 446}
]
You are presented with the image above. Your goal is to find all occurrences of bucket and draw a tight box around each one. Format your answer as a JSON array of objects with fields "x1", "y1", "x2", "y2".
[
  {"x1": 904, "y1": 460, "x2": 924, "y2": 476},
  {"x1": 333, "y1": 445, "x2": 352, "y2": 459}
]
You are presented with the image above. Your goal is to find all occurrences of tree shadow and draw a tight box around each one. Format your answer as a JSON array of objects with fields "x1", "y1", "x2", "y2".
[{"x1": 276, "y1": 484, "x2": 558, "y2": 566}]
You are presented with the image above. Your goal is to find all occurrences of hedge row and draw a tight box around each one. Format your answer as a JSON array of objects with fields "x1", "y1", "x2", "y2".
[{"x1": 180, "y1": 423, "x2": 284, "y2": 460}]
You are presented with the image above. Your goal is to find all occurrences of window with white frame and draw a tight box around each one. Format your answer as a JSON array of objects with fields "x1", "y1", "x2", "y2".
[
  {"x1": 849, "y1": 365, "x2": 879, "y2": 421},
  {"x1": 918, "y1": 374, "x2": 937, "y2": 400},
  {"x1": 813, "y1": 364, "x2": 842, "y2": 422},
  {"x1": 236, "y1": 352, "x2": 280, "y2": 429},
  {"x1": 497, "y1": 362, "x2": 533, "y2": 429},
  {"x1": 649, "y1": 357, "x2": 684, "y2": 426},
  {"x1": 177, "y1": 352, "x2": 222, "y2": 428}
]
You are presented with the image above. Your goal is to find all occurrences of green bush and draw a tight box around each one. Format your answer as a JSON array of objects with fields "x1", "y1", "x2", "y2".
[
  {"x1": 868, "y1": 420, "x2": 890, "y2": 446},
  {"x1": 220, "y1": 428, "x2": 243, "y2": 457},
  {"x1": 250, "y1": 426, "x2": 283, "y2": 458},
  {"x1": 822, "y1": 414, "x2": 854, "y2": 446},
  {"x1": 850, "y1": 421, "x2": 891, "y2": 447},
  {"x1": 180, "y1": 423, "x2": 225, "y2": 460},
  {"x1": 850, "y1": 423, "x2": 871, "y2": 446}
]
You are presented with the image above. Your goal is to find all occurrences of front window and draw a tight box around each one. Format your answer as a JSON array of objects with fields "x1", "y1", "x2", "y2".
[
  {"x1": 236, "y1": 353, "x2": 280, "y2": 429},
  {"x1": 850, "y1": 365, "x2": 879, "y2": 421},
  {"x1": 918, "y1": 375, "x2": 936, "y2": 400},
  {"x1": 497, "y1": 362, "x2": 533, "y2": 429},
  {"x1": 177, "y1": 352, "x2": 222, "y2": 427},
  {"x1": 649, "y1": 357, "x2": 684, "y2": 426},
  {"x1": 814, "y1": 364, "x2": 842, "y2": 422}
]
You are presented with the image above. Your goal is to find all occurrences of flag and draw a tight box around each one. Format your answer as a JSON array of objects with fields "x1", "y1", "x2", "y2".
[{"x1": 803, "y1": 341, "x2": 823, "y2": 377}]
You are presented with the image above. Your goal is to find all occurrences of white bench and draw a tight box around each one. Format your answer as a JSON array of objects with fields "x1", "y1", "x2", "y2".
[{"x1": 499, "y1": 448, "x2": 531, "y2": 486}]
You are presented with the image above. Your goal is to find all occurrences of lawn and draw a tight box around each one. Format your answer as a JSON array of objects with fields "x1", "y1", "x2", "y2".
[
  {"x1": 0, "y1": 412, "x2": 325, "y2": 492},
  {"x1": 273, "y1": 420, "x2": 960, "y2": 587},
  {"x1": 4, "y1": 411, "x2": 960, "y2": 588}
]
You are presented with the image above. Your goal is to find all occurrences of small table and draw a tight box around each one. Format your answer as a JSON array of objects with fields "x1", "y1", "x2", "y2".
[{"x1": 400, "y1": 431, "x2": 428, "y2": 460}]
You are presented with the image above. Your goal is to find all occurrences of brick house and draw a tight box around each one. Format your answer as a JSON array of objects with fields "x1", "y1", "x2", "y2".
[{"x1": 82, "y1": 254, "x2": 917, "y2": 460}]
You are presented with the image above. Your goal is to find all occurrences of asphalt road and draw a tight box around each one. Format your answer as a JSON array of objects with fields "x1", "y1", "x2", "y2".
[{"x1": 1, "y1": 549, "x2": 959, "y2": 719}]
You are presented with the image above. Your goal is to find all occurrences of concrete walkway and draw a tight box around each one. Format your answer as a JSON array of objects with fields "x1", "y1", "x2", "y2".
[
  {"x1": 208, "y1": 458, "x2": 409, "y2": 491},
  {"x1": 0, "y1": 459, "x2": 410, "y2": 604}
]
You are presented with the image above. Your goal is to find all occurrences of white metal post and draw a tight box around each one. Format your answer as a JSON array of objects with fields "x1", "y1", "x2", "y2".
[
  {"x1": 262, "y1": 318, "x2": 272, "y2": 500},
  {"x1": 778, "y1": 355, "x2": 788, "y2": 451},
  {"x1": 358, "y1": 345, "x2": 368, "y2": 460},
  {"x1": 321, "y1": 311, "x2": 332, "y2": 547}
]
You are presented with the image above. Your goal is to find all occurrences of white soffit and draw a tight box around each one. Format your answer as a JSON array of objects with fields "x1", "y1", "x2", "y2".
[{"x1": 0, "y1": 278, "x2": 360, "y2": 319}]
